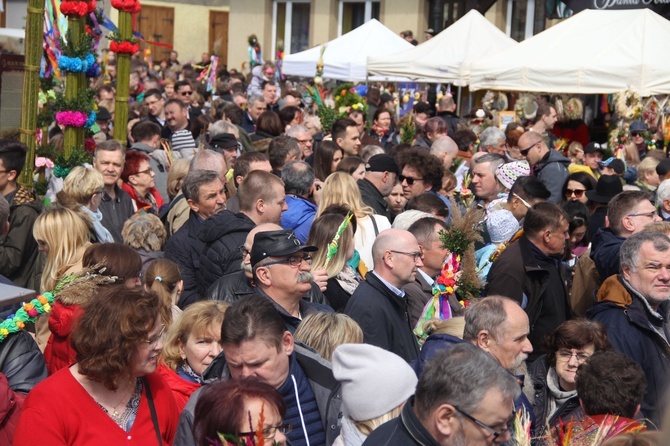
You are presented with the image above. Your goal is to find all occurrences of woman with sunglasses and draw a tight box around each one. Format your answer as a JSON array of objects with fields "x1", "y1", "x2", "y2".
[
  {"x1": 15, "y1": 286, "x2": 179, "y2": 445},
  {"x1": 194, "y1": 377, "x2": 288, "y2": 446},
  {"x1": 562, "y1": 172, "x2": 596, "y2": 207}
]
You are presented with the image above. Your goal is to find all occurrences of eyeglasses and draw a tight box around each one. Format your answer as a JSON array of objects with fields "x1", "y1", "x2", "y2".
[
  {"x1": 565, "y1": 188, "x2": 586, "y2": 198},
  {"x1": 399, "y1": 175, "x2": 424, "y2": 186},
  {"x1": 239, "y1": 246, "x2": 251, "y2": 257},
  {"x1": 513, "y1": 193, "x2": 532, "y2": 209},
  {"x1": 519, "y1": 141, "x2": 540, "y2": 157},
  {"x1": 453, "y1": 405, "x2": 515, "y2": 441},
  {"x1": 556, "y1": 349, "x2": 592, "y2": 363},
  {"x1": 144, "y1": 324, "x2": 165, "y2": 348},
  {"x1": 239, "y1": 423, "x2": 292, "y2": 440},
  {"x1": 133, "y1": 168, "x2": 153, "y2": 176},
  {"x1": 631, "y1": 132, "x2": 643, "y2": 137},
  {"x1": 390, "y1": 250, "x2": 423, "y2": 262},
  {"x1": 627, "y1": 210, "x2": 658, "y2": 219},
  {"x1": 262, "y1": 254, "x2": 313, "y2": 268}
]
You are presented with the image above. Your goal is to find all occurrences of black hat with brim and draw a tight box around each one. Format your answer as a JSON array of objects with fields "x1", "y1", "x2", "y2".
[
  {"x1": 251, "y1": 229, "x2": 317, "y2": 267},
  {"x1": 585, "y1": 174, "x2": 623, "y2": 203}
]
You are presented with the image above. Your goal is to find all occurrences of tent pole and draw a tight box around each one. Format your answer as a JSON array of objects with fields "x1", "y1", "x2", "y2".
[{"x1": 457, "y1": 85, "x2": 462, "y2": 116}]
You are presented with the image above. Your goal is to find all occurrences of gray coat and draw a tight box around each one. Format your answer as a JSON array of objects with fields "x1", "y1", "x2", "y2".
[{"x1": 173, "y1": 343, "x2": 342, "y2": 446}]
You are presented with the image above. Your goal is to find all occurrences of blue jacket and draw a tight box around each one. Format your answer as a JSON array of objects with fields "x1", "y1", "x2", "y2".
[
  {"x1": 587, "y1": 281, "x2": 670, "y2": 427},
  {"x1": 281, "y1": 195, "x2": 317, "y2": 243}
]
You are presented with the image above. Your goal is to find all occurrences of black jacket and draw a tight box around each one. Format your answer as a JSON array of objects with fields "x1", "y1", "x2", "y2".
[
  {"x1": 362, "y1": 396, "x2": 439, "y2": 446},
  {"x1": 358, "y1": 178, "x2": 394, "y2": 222},
  {"x1": 198, "y1": 211, "x2": 255, "y2": 294},
  {"x1": 528, "y1": 355, "x2": 581, "y2": 440},
  {"x1": 98, "y1": 184, "x2": 134, "y2": 243},
  {"x1": 164, "y1": 211, "x2": 206, "y2": 308},
  {"x1": 436, "y1": 110, "x2": 465, "y2": 136},
  {"x1": 253, "y1": 287, "x2": 333, "y2": 333},
  {"x1": 174, "y1": 343, "x2": 342, "y2": 446},
  {"x1": 590, "y1": 228, "x2": 625, "y2": 282},
  {"x1": 0, "y1": 330, "x2": 47, "y2": 394},
  {"x1": 344, "y1": 272, "x2": 420, "y2": 362}
]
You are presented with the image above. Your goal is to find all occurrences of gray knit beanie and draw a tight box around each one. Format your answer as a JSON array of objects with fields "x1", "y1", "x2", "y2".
[{"x1": 332, "y1": 343, "x2": 418, "y2": 421}]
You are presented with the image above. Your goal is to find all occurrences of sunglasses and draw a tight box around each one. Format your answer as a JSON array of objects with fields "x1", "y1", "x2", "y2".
[
  {"x1": 399, "y1": 174, "x2": 423, "y2": 186},
  {"x1": 565, "y1": 188, "x2": 586, "y2": 198},
  {"x1": 631, "y1": 132, "x2": 643, "y2": 137},
  {"x1": 519, "y1": 141, "x2": 540, "y2": 157}
]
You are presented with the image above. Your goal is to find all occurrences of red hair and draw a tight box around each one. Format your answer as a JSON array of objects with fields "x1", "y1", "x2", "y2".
[{"x1": 121, "y1": 151, "x2": 150, "y2": 182}]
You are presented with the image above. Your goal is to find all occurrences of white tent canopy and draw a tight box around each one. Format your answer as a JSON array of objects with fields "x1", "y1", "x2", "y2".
[
  {"x1": 367, "y1": 10, "x2": 517, "y2": 85},
  {"x1": 469, "y1": 9, "x2": 670, "y2": 95},
  {"x1": 282, "y1": 19, "x2": 414, "y2": 82}
]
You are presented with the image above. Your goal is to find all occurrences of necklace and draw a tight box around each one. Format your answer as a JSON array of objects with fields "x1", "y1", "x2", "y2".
[{"x1": 93, "y1": 378, "x2": 138, "y2": 425}]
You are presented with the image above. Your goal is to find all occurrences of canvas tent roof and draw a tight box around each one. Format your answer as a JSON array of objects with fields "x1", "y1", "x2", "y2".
[
  {"x1": 366, "y1": 10, "x2": 517, "y2": 85},
  {"x1": 282, "y1": 19, "x2": 414, "y2": 82},
  {"x1": 469, "y1": 8, "x2": 670, "y2": 95}
]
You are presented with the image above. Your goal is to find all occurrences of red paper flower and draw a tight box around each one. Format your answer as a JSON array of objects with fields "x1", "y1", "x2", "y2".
[
  {"x1": 110, "y1": 40, "x2": 139, "y2": 55},
  {"x1": 84, "y1": 138, "x2": 96, "y2": 154},
  {"x1": 60, "y1": 0, "x2": 89, "y2": 16},
  {"x1": 111, "y1": 0, "x2": 141, "y2": 13}
]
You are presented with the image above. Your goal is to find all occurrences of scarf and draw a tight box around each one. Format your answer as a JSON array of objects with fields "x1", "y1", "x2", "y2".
[
  {"x1": 336, "y1": 264, "x2": 360, "y2": 296},
  {"x1": 81, "y1": 206, "x2": 114, "y2": 243},
  {"x1": 546, "y1": 367, "x2": 577, "y2": 420},
  {"x1": 177, "y1": 363, "x2": 202, "y2": 384},
  {"x1": 338, "y1": 415, "x2": 367, "y2": 446}
]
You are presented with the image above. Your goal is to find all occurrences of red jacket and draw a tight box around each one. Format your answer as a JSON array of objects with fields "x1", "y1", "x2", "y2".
[
  {"x1": 0, "y1": 373, "x2": 24, "y2": 445},
  {"x1": 122, "y1": 183, "x2": 164, "y2": 214},
  {"x1": 14, "y1": 367, "x2": 178, "y2": 445},
  {"x1": 43, "y1": 302, "x2": 83, "y2": 375},
  {"x1": 156, "y1": 363, "x2": 200, "y2": 414}
]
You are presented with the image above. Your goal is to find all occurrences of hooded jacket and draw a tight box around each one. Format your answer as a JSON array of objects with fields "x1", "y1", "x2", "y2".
[
  {"x1": 198, "y1": 211, "x2": 256, "y2": 294},
  {"x1": 281, "y1": 195, "x2": 317, "y2": 243},
  {"x1": 590, "y1": 228, "x2": 625, "y2": 282},
  {"x1": 156, "y1": 363, "x2": 200, "y2": 414},
  {"x1": 534, "y1": 149, "x2": 571, "y2": 204},
  {"x1": 0, "y1": 373, "x2": 23, "y2": 445},
  {"x1": 0, "y1": 185, "x2": 41, "y2": 290},
  {"x1": 587, "y1": 278, "x2": 670, "y2": 426},
  {"x1": 174, "y1": 343, "x2": 342, "y2": 446}
]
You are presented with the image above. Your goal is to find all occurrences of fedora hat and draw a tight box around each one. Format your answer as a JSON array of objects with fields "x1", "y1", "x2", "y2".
[{"x1": 585, "y1": 174, "x2": 623, "y2": 204}]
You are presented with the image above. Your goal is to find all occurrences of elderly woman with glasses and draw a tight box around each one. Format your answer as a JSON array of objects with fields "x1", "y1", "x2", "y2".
[
  {"x1": 528, "y1": 319, "x2": 611, "y2": 439},
  {"x1": 121, "y1": 151, "x2": 164, "y2": 214},
  {"x1": 15, "y1": 285, "x2": 179, "y2": 444}
]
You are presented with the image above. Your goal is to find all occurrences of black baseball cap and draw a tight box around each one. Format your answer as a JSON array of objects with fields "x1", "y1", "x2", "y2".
[{"x1": 365, "y1": 154, "x2": 399, "y2": 174}]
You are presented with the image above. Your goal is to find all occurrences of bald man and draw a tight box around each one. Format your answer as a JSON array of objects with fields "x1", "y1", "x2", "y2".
[
  {"x1": 431, "y1": 136, "x2": 459, "y2": 170},
  {"x1": 344, "y1": 229, "x2": 423, "y2": 362}
]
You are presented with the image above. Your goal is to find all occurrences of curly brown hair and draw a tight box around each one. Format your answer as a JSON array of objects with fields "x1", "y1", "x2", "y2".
[{"x1": 72, "y1": 285, "x2": 160, "y2": 390}]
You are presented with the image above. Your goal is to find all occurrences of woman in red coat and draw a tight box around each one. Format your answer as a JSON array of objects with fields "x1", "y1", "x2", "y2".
[
  {"x1": 14, "y1": 285, "x2": 178, "y2": 445},
  {"x1": 156, "y1": 300, "x2": 228, "y2": 413}
]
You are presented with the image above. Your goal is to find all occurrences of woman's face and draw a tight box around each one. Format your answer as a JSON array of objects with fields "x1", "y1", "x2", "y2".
[
  {"x1": 375, "y1": 112, "x2": 392, "y2": 130},
  {"x1": 178, "y1": 322, "x2": 223, "y2": 376},
  {"x1": 131, "y1": 317, "x2": 164, "y2": 377},
  {"x1": 331, "y1": 150, "x2": 343, "y2": 173},
  {"x1": 644, "y1": 169, "x2": 661, "y2": 187},
  {"x1": 554, "y1": 343, "x2": 595, "y2": 391},
  {"x1": 131, "y1": 161, "x2": 156, "y2": 193},
  {"x1": 565, "y1": 180, "x2": 588, "y2": 204},
  {"x1": 351, "y1": 163, "x2": 366, "y2": 181},
  {"x1": 239, "y1": 397, "x2": 286, "y2": 446},
  {"x1": 164, "y1": 84, "x2": 175, "y2": 98},
  {"x1": 386, "y1": 183, "x2": 407, "y2": 214},
  {"x1": 569, "y1": 224, "x2": 587, "y2": 249}
]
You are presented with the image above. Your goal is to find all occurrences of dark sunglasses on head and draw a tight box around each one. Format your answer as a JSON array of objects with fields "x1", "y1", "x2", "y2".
[{"x1": 399, "y1": 174, "x2": 423, "y2": 186}]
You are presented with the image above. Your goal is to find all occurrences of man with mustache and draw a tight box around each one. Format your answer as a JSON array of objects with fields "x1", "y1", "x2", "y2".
[
  {"x1": 463, "y1": 295, "x2": 536, "y2": 428},
  {"x1": 251, "y1": 228, "x2": 333, "y2": 332},
  {"x1": 345, "y1": 228, "x2": 423, "y2": 362}
]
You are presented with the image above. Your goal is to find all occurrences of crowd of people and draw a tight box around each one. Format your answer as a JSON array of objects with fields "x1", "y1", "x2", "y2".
[{"x1": 1, "y1": 54, "x2": 670, "y2": 446}]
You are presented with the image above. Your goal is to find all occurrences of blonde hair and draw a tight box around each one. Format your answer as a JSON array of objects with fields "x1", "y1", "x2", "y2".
[
  {"x1": 640, "y1": 221, "x2": 670, "y2": 237},
  {"x1": 145, "y1": 259, "x2": 182, "y2": 327},
  {"x1": 422, "y1": 316, "x2": 465, "y2": 339},
  {"x1": 167, "y1": 158, "x2": 190, "y2": 199},
  {"x1": 568, "y1": 141, "x2": 584, "y2": 162},
  {"x1": 317, "y1": 172, "x2": 374, "y2": 220},
  {"x1": 62, "y1": 166, "x2": 104, "y2": 205},
  {"x1": 33, "y1": 205, "x2": 91, "y2": 291},
  {"x1": 122, "y1": 213, "x2": 167, "y2": 251},
  {"x1": 160, "y1": 300, "x2": 228, "y2": 370},
  {"x1": 354, "y1": 404, "x2": 403, "y2": 436},
  {"x1": 307, "y1": 213, "x2": 355, "y2": 279},
  {"x1": 637, "y1": 157, "x2": 660, "y2": 181},
  {"x1": 293, "y1": 312, "x2": 363, "y2": 361},
  {"x1": 624, "y1": 141, "x2": 640, "y2": 167}
]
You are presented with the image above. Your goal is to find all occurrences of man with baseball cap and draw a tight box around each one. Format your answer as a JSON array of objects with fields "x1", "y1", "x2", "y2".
[
  {"x1": 582, "y1": 142, "x2": 605, "y2": 179},
  {"x1": 358, "y1": 154, "x2": 399, "y2": 222},
  {"x1": 251, "y1": 228, "x2": 332, "y2": 332}
]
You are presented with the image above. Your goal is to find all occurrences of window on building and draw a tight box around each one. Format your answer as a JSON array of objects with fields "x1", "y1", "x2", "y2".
[
  {"x1": 339, "y1": 0, "x2": 380, "y2": 35},
  {"x1": 273, "y1": 0, "x2": 310, "y2": 56}
]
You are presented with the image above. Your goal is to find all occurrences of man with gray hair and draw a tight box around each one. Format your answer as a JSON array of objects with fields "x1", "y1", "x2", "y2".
[
  {"x1": 280, "y1": 160, "x2": 317, "y2": 243},
  {"x1": 479, "y1": 127, "x2": 506, "y2": 155},
  {"x1": 430, "y1": 136, "x2": 459, "y2": 170},
  {"x1": 471, "y1": 153, "x2": 505, "y2": 207},
  {"x1": 286, "y1": 124, "x2": 313, "y2": 159},
  {"x1": 242, "y1": 94, "x2": 266, "y2": 133},
  {"x1": 656, "y1": 178, "x2": 670, "y2": 221},
  {"x1": 363, "y1": 343, "x2": 519, "y2": 445},
  {"x1": 164, "y1": 170, "x2": 226, "y2": 308},
  {"x1": 588, "y1": 231, "x2": 670, "y2": 425}
]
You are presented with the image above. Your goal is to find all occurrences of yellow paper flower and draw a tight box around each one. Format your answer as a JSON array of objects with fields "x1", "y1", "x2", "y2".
[
  {"x1": 0, "y1": 328, "x2": 8, "y2": 337},
  {"x1": 352, "y1": 104, "x2": 359, "y2": 110},
  {"x1": 43, "y1": 304, "x2": 51, "y2": 313}
]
